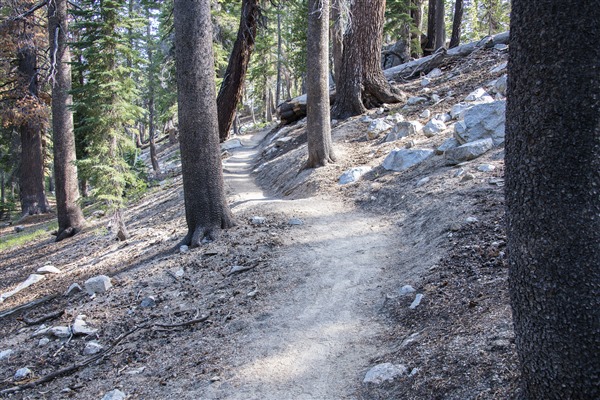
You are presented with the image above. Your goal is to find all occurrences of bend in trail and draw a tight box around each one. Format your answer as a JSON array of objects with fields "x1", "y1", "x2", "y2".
[{"x1": 203, "y1": 129, "x2": 403, "y2": 400}]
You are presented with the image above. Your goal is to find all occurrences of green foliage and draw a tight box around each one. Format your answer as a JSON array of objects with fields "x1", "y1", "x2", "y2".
[{"x1": 461, "y1": 0, "x2": 510, "y2": 41}]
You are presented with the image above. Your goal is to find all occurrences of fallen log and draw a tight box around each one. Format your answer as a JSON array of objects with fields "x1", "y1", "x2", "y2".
[{"x1": 276, "y1": 31, "x2": 509, "y2": 124}]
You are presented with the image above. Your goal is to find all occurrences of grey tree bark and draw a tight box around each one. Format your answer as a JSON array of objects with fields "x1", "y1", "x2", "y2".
[
  {"x1": 449, "y1": 0, "x2": 463, "y2": 48},
  {"x1": 48, "y1": 0, "x2": 85, "y2": 241},
  {"x1": 174, "y1": 0, "x2": 235, "y2": 247},
  {"x1": 330, "y1": 0, "x2": 344, "y2": 87},
  {"x1": 306, "y1": 0, "x2": 336, "y2": 168},
  {"x1": 433, "y1": 0, "x2": 445, "y2": 50},
  {"x1": 506, "y1": 1, "x2": 600, "y2": 398},
  {"x1": 331, "y1": 0, "x2": 405, "y2": 119}
]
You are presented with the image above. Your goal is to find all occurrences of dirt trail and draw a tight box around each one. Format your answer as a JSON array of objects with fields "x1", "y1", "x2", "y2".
[{"x1": 200, "y1": 131, "x2": 402, "y2": 399}]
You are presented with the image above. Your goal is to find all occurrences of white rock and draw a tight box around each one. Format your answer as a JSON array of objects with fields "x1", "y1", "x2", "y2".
[
  {"x1": 251, "y1": 216, "x2": 266, "y2": 225},
  {"x1": 275, "y1": 137, "x2": 293, "y2": 147},
  {"x1": 478, "y1": 164, "x2": 496, "y2": 172},
  {"x1": 382, "y1": 149, "x2": 433, "y2": 172},
  {"x1": 421, "y1": 77, "x2": 430, "y2": 86},
  {"x1": 360, "y1": 115, "x2": 374, "y2": 123},
  {"x1": 363, "y1": 363, "x2": 408, "y2": 384},
  {"x1": 50, "y1": 326, "x2": 72, "y2": 338},
  {"x1": 14, "y1": 367, "x2": 32, "y2": 381},
  {"x1": 494, "y1": 43, "x2": 508, "y2": 51},
  {"x1": 220, "y1": 138, "x2": 243, "y2": 150},
  {"x1": 0, "y1": 274, "x2": 46, "y2": 303},
  {"x1": 38, "y1": 338, "x2": 50, "y2": 347},
  {"x1": 434, "y1": 113, "x2": 452, "y2": 123},
  {"x1": 140, "y1": 296, "x2": 156, "y2": 308},
  {"x1": 426, "y1": 68, "x2": 443, "y2": 78},
  {"x1": 407, "y1": 96, "x2": 427, "y2": 105},
  {"x1": 465, "y1": 88, "x2": 490, "y2": 102},
  {"x1": 37, "y1": 265, "x2": 62, "y2": 274},
  {"x1": 339, "y1": 166, "x2": 372, "y2": 185},
  {"x1": 431, "y1": 94, "x2": 441, "y2": 103},
  {"x1": 423, "y1": 119, "x2": 446, "y2": 137},
  {"x1": 454, "y1": 101, "x2": 506, "y2": 146},
  {"x1": 445, "y1": 138, "x2": 494, "y2": 165},
  {"x1": 101, "y1": 389, "x2": 126, "y2": 400},
  {"x1": 410, "y1": 293, "x2": 424, "y2": 309},
  {"x1": 416, "y1": 177, "x2": 430, "y2": 187},
  {"x1": 83, "y1": 341, "x2": 103, "y2": 355},
  {"x1": 367, "y1": 119, "x2": 393, "y2": 140},
  {"x1": 0, "y1": 349, "x2": 14, "y2": 361},
  {"x1": 490, "y1": 61, "x2": 508, "y2": 74},
  {"x1": 399, "y1": 285, "x2": 416, "y2": 296},
  {"x1": 376, "y1": 107, "x2": 385, "y2": 115},
  {"x1": 65, "y1": 283, "x2": 83, "y2": 296},
  {"x1": 466, "y1": 217, "x2": 479, "y2": 223},
  {"x1": 450, "y1": 103, "x2": 472, "y2": 120},
  {"x1": 385, "y1": 121, "x2": 423, "y2": 142},
  {"x1": 385, "y1": 113, "x2": 404, "y2": 124},
  {"x1": 436, "y1": 137, "x2": 459, "y2": 155},
  {"x1": 419, "y1": 109, "x2": 431, "y2": 119},
  {"x1": 288, "y1": 218, "x2": 304, "y2": 226},
  {"x1": 72, "y1": 315, "x2": 98, "y2": 336},
  {"x1": 494, "y1": 74, "x2": 508, "y2": 96},
  {"x1": 84, "y1": 275, "x2": 112, "y2": 295},
  {"x1": 179, "y1": 245, "x2": 189, "y2": 254}
]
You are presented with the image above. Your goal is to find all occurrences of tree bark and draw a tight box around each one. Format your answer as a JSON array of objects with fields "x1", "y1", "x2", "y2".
[
  {"x1": 275, "y1": 4, "x2": 282, "y2": 107},
  {"x1": 433, "y1": 0, "x2": 445, "y2": 50},
  {"x1": 216, "y1": 0, "x2": 260, "y2": 142},
  {"x1": 306, "y1": 0, "x2": 335, "y2": 168},
  {"x1": 449, "y1": 0, "x2": 463, "y2": 48},
  {"x1": 424, "y1": 0, "x2": 436, "y2": 55},
  {"x1": 331, "y1": 0, "x2": 405, "y2": 120},
  {"x1": 48, "y1": 0, "x2": 85, "y2": 241},
  {"x1": 174, "y1": 0, "x2": 235, "y2": 246},
  {"x1": 330, "y1": 0, "x2": 344, "y2": 87},
  {"x1": 146, "y1": 9, "x2": 159, "y2": 173},
  {"x1": 17, "y1": 41, "x2": 49, "y2": 216},
  {"x1": 506, "y1": 1, "x2": 600, "y2": 398}
]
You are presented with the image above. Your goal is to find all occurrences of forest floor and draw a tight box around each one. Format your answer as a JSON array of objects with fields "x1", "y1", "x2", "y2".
[{"x1": 0, "y1": 47, "x2": 520, "y2": 399}]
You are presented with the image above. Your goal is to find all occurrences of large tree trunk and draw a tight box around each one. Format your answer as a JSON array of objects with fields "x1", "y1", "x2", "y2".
[
  {"x1": 17, "y1": 42, "x2": 49, "y2": 216},
  {"x1": 174, "y1": 0, "x2": 235, "y2": 246},
  {"x1": 275, "y1": 4, "x2": 282, "y2": 107},
  {"x1": 305, "y1": 0, "x2": 335, "y2": 169},
  {"x1": 216, "y1": 0, "x2": 260, "y2": 142},
  {"x1": 332, "y1": 0, "x2": 405, "y2": 120},
  {"x1": 433, "y1": 0, "x2": 445, "y2": 50},
  {"x1": 424, "y1": 0, "x2": 436, "y2": 55},
  {"x1": 449, "y1": 0, "x2": 463, "y2": 48},
  {"x1": 330, "y1": 0, "x2": 344, "y2": 87},
  {"x1": 48, "y1": 0, "x2": 85, "y2": 241},
  {"x1": 506, "y1": 1, "x2": 600, "y2": 398},
  {"x1": 147, "y1": 9, "x2": 160, "y2": 174}
]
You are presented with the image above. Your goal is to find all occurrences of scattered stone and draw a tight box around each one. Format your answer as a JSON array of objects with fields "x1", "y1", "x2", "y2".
[
  {"x1": 489, "y1": 177, "x2": 505, "y2": 186},
  {"x1": 466, "y1": 217, "x2": 479, "y2": 223},
  {"x1": 436, "y1": 137, "x2": 459, "y2": 155},
  {"x1": 419, "y1": 109, "x2": 431, "y2": 119},
  {"x1": 0, "y1": 349, "x2": 14, "y2": 361},
  {"x1": 431, "y1": 94, "x2": 441, "y2": 103},
  {"x1": 275, "y1": 137, "x2": 293, "y2": 147},
  {"x1": 478, "y1": 164, "x2": 496, "y2": 172},
  {"x1": 401, "y1": 332, "x2": 420, "y2": 348},
  {"x1": 288, "y1": 218, "x2": 304, "y2": 226},
  {"x1": 228, "y1": 265, "x2": 254, "y2": 276},
  {"x1": 37, "y1": 265, "x2": 61, "y2": 274},
  {"x1": 450, "y1": 102, "x2": 472, "y2": 120},
  {"x1": 101, "y1": 389, "x2": 126, "y2": 400},
  {"x1": 251, "y1": 216, "x2": 266, "y2": 225},
  {"x1": 84, "y1": 275, "x2": 113, "y2": 295},
  {"x1": 14, "y1": 225, "x2": 25, "y2": 233},
  {"x1": 247, "y1": 290, "x2": 259, "y2": 298},
  {"x1": 84, "y1": 341, "x2": 104, "y2": 356},
  {"x1": 407, "y1": 96, "x2": 427, "y2": 105},
  {"x1": 494, "y1": 43, "x2": 508, "y2": 51},
  {"x1": 434, "y1": 113, "x2": 452, "y2": 123},
  {"x1": 382, "y1": 149, "x2": 434, "y2": 172},
  {"x1": 376, "y1": 107, "x2": 385, "y2": 115},
  {"x1": 367, "y1": 119, "x2": 393, "y2": 140},
  {"x1": 399, "y1": 285, "x2": 416, "y2": 296},
  {"x1": 409, "y1": 368, "x2": 420, "y2": 377},
  {"x1": 179, "y1": 245, "x2": 189, "y2": 254},
  {"x1": 454, "y1": 101, "x2": 505, "y2": 145},
  {"x1": 454, "y1": 168, "x2": 465, "y2": 178},
  {"x1": 416, "y1": 177, "x2": 430, "y2": 187},
  {"x1": 220, "y1": 138, "x2": 243, "y2": 150},
  {"x1": 490, "y1": 338, "x2": 512, "y2": 351},
  {"x1": 210, "y1": 376, "x2": 221, "y2": 382},
  {"x1": 140, "y1": 296, "x2": 156, "y2": 308},
  {"x1": 363, "y1": 363, "x2": 408, "y2": 384},
  {"x1": 385, "y1": 113, "x2": 404, "y2": 124},
  {"x1": 465, "y1": 88, "x2": 491, "y2": 102},
  {"x1": 445, "y1": 138, "x2": 494, "y2": 165},
  {"x1": 360, "y1": 115, "x2": 374, "y2": 123},
  {"x1": 410, "y1": 293, "x2": 424, "y2": 309},
  {"x1": 175, "y1": 268, "x2": 185, "y2": 277},
  {"x1": 490, "y1": 61, "x2": 508, "y2": 74},
  {"x1": 50, "y1": 326, "x2": 72, "y2": 339},
  {"x1": 426, "y1": 68, "x2": 443, "y2": 78},
  {"x1": 63, "y1": 283, "x2": 83, "y2": 297},
  {"x1": 420, "y1": 77, "x2": 430, "y2": 86},
  {"x1": 385, "y1": 121, "x2": 423, "y2": 142},
  {"x1": 494, "y1": 74, "x2": 507, "y2": 96},
  {"x1": 72, "y1": 315, "x2": 98, "y2": 336},
  {"x1": 38, "y1": 338, "x2": 50, "y2": 347},
  {"x1": 0, "y1": 274, "x2": 46, "y2": 303},
  {"x1": 461, "y1": 173, "x2": 476, "y2": 182},
  {"x1": 423, "y1": 119, "x2": 446, "y2": 137},
  {"x1": 14, "y1": 367, "x2": 32, "y2": 381},
  {"x1": 339, "y1": 166, "x2": 372, "y2": 185}
]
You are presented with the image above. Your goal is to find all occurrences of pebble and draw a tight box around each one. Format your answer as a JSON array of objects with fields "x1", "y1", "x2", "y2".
[
  {"x1": 363, "y1": 363, "x2": 407, "y2": 384},
  {"x1": 466, "y1": 217, "x2": 479, "y2": 223},
  {"x1": 14, "y1": 367, "x2": 32, "y2": 381},
  {"x1": 50, "y1": 326, "x2": 72, "y2": 338},
  {"x1": 399, "y1": 285, "x2": 416, "y2": 296},
  {"x1": 101, "y1": 389, "x2": 126, "y2": 400},
  {"x1": 461, "y1": 173, "x2": 475, "y2": 182},
  {"x1": 64, "y1": 283, "x2": 83, "y2": 296},
  {"x1": 180, "y1": 245, "x2": 189, "y2": 254},
  {"x1": 477, "y1": 164, "x2": 496, "y2": 172},
  {"x1": 288, "y1": 218, "x2": 304, "y2": 226},
  {"x1": 419, "y1": 109, "x2": 431, "y2": 119},
  {"x1": 140, "y1": 296, "x2": 156, "y2": 308},
  {"x1": 37, "y1": 265, "x2": 62, "y2": 274},
  {"x1": 251, "y1": 216, "x2": 266, "y2": 225},
  {"x1": 421, "y1": 77, "x2": 431, "y2": 86},
  {"x1": 0, "y1": 349, "x2": 14, "y2": 361},
  {"x1": 409, "y1": 293, "x2": 424, "y2": 309},
  {"x1": 84, "y1": 275, "x2": 113, "y2": 295},
  {"x1": 407, "y1": 96, "x2": 427, "y2": 105},
  {"x1": 84, "y1": 341, "x2": 104, "y2": 355},
  {"x1": 72, "y1": 315, "x2": 98, "y2": 335},
  {"x1": 247, "y1": 290, "x2": 259, "y2": 298},
  {"x1": 38, "y1": 338, "x2": 50, "y2": 347},
  {"x1": 416, "y1": 177, "x2": 430, "y2": 187}
]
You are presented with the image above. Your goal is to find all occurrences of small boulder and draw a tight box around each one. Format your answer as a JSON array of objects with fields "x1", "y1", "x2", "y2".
[
  {"x1": 64, "y1": 283, "x2": 83, "y2": 296},
  {"x1": 14, "y1": 225, "x2": 25, "y2": 233},
  {"x1": 288, "y1": 218, "x2": 304, "y2": 226},
  {"x1": 0, "y1": 349, "x2": 14, "y2": 361},
  {"x1": 490, "y1": 61, "x2": 508, "y2": 74},
  {"x1": 416, "y1": 177, "x2": 430, "y2": 187},
  {"x1": 37, "y1": 265, "x2": 61, "y2": 274},
  {"x1": 72, "y1": 315, "x2": 98, "y2": 335},
  {"x1": 140, "y1": 296, "x2": 156, "y2": 308},
  {"x1": 419, "y1": 109, "x2": 431, "y2": 119},
  {"x1": 465, "y1": 88, "x2": 490, "y2": 102},
  {"x1": 494, "y1": 74, "x2": 507, "y2": 96},
  {"x1": 382, "y1": 149, "x2": 433, "y2": 172},
  {"x1": 409, "y1": 293, "x2": 424, "y2": 309},
  {"x1": 478, "y1": 164, "x2": 496, "y2": 172},
  {"x1": 407, "y1": 96, "x2": 427, "y2": 105},
  {"x1": 420, "y1": 77, "x2": 431, "y2": 87},
  {"x1": 450, "y1": 103, "x2": 472, "y2": 120},
  {"x1": 367, "y1": 119, "x2": 393, "y2": 140},
  {"x1": 14, "y1": 367, "x2": 32, "y2": 381},
  {"x1": 426, "y1": 68, "x2": 443, "y2": 78},
  {"x1": 38, "y1": 338, "x2": 50, "y2": 347},
  {"x1": 445, "y1": 138, "x2": 494, "y2": 165},
  {"x1": 83, "y1": 341, "x2": 103, "y2": 356},
  {"x1": 179, "y1": 245, "x2": 189, "y2": 254},
  {"x1": 434, "y1": 113, "x2": 452, "y2": 123},
  {"x1": 435, "y1": 137, "x2": 459, "y2": 155},
  {"x1": 101, "y1": 389, "x2": 126, "y2": 400},
  {"x1": 363, "y1": 363, "x2": 408, "y2": 384},
  {"x1": 384, "y1": 121, "x2": 422, "y2": 142},
  {"x1": 220, "y1": 138, "x2": 243, "y2": 150},
  {"x1": 251, "y1": 216, "x2": 266, "y2": 225},
  {"x1": 50, "y1": 326, "x2": 72, "y2": 339},
  {"x1": 454, "y1": 101, "x2": 506, "y2": 146},
  {"x1": 339, "y1": 166, "x2": 372, "y2": 185},
  {"x1": 399, "y1": 285, "x2": 416, "y2": 296},
  {"x1": 385, "y1": 113, "x2": 404, "y2": 124},
  {"x1": 423, "y1": 119, "x2": 446, "y2": 137},
  {"x1": 84, "y1": 275, "x2": 113, "y2": 295}
]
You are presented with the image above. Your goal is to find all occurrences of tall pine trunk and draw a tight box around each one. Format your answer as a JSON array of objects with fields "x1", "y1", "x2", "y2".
[
  {"x1": 306, "y1": 0, "x2": 335, "y2": 168},
  {"x1": 433, "y1": 0, "x2": 445, "y2": 50},
  {"x1": 506, "y1": 1, "x2": 600, "y2": 398},
  {"x1": 332, "y1": 0, "x2": 405, "y2": 119},
  {"x1": 449, "y1": 0, "x2": 463, "y2": 48},
  {"x1": 174, "y1": 0, "x2": 235, "y2": 246},
  {"x1": 216, "y1": 0, "x2": 260, "y2": 142},
  {"x1": 330, "y1": 0, "x2": 344, "y2": 87}
]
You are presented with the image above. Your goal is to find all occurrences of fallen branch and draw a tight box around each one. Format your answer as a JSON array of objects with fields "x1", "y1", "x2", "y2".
[
  {"x1": 0, "y1": 314, "x2": 209, "y2": 395},
  {"x1": 22, "y1": 309, "x2": 65, "y2": 326},
  {"x1": 0, "y1": 295, "x2": 58, "y2": 320}
]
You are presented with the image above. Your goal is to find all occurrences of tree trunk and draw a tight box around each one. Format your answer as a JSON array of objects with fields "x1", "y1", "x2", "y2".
[
  {"x1": 434, "y1": 0, "x2": 445, "y2": 50},
  {"x1": 48, "y1": 0, "x2": 85, "y2": 241},
  {"x1": 147, "y1": 9, "x2": 160, "y2": 173},
  {"x1": 330, "y1": 0, "x2": 344, "y2": 87},
  {"x1": 506, "y1": 1, "x2": 600, "y2": 398},
  {"x1": 424, "y1": 0, "x2": 436, "y2": 55},
  {"x1": 216, "y1": 0, "x2": 260, "y2": 142},
  {"x1": 449, "y1": 0, "x2": 463, "y2": 48},
  {"x1": 306, "y1": 0, "x2": 336, "y2": 169},
  {"x1": 17, "y1": 42, "x2": 49, "y2": 216},
  {"x1": 275, "y1": 4, "x2": 282, "y2": 107},
  {"x1": 332, "y1": 0, "x2": 405, "y2": 120},
  {"x1": 174, "y1": 0, "x2": 235, "y2": 246}
]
